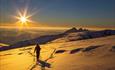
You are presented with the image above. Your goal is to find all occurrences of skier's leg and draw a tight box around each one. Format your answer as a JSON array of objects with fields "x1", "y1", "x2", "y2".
[{"x1": 37, "y1": 53, "x2": 40, "y2": 61}]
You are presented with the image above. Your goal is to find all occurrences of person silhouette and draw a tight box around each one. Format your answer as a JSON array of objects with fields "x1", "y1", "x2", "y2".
[{"x1": 34, "y1": 44, "x2": 41, "y2": 62}]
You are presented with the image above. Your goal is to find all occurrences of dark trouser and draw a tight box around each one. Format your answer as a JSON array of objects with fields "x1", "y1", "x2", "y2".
[{"x1": 36, "y1": 51, "x2": 40, "y2": 61}]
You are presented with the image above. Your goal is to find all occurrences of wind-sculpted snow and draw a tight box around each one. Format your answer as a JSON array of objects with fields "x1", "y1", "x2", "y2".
[{"x1": 0, "y1": 35, "x2": 115, "y2": 70}]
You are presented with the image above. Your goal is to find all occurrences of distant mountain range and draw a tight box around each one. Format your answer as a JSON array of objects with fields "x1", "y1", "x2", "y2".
[{"x1": 0, "y1": 27, "x2": 115, "y2": 51}]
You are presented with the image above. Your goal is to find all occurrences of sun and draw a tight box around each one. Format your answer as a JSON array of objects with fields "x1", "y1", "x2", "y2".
[
  {"x1": 15, "y1": 12, "x2": 30, "y2": 24},
  {"x1": 14, "y1": 9, "x2": 33, "y2": 28},
  {"x1": 14, "y1": 11, "x2": 32, "y2": 29},
  {"x1": 14, "y1": 8, "x2": 38, "y2": 29},
  {"x1": 20, "y1": 16, "x2": 27, "y2": 23},
  {"x1": 14, "y1": 8, "x2": 34, "y2": 24}
]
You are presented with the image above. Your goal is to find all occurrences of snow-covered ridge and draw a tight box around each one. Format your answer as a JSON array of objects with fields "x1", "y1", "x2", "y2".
[{"x1": 0, "y1": 27, "x2": 115, "y2": 51}]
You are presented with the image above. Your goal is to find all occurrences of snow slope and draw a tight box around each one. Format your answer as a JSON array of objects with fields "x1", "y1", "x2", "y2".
[{"x1": 0, "y1": 35, "x2": 115, "y2": 70}]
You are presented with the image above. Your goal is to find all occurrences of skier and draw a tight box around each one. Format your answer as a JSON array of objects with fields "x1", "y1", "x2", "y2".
[{"x1": 34, "y1": 44, "x2": 41, "y2": 62}]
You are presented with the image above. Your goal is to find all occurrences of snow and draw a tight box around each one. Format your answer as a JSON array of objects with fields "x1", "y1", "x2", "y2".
[{"x1": 0, "y1": 35, "x2": 115, "y2": 70}]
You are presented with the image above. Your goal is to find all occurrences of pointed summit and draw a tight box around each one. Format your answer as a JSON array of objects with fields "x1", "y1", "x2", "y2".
[
  {"x1": 64, "y1": 27, "x2": 78, "y2": 33},
  {"x1": 64, "y1": 27, "x2": 89, "y2": 34}
]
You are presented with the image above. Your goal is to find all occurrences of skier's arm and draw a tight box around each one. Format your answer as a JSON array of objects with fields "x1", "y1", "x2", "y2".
[{"x1": 34, "y1": 47, "x2": 36, "y2": 53}]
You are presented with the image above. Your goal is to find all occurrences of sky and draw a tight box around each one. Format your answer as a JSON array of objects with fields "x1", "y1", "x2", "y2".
[{"x1": 0, "y1": 0, "x2": 115, "y2": 28}]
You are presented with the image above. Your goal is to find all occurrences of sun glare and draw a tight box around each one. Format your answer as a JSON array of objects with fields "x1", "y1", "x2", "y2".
[
  {"x1": 14, "y1": 8, "x2": 36, "y2": 29},
  {"x1": 20, "y1": 16, "x2": 27, "y2": 23},
  {"x1": 16, "y1": 12, "x2": 30, "y2": 24}
]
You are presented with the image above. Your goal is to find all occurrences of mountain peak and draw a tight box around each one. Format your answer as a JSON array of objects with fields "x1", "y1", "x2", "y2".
[
  {"x1": 64, "y1": 27, "x2": 88, "y2": 33},
  {"x1": 64, "y1": 27, "x2": 77, "y2": 33}
]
